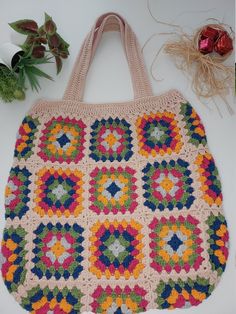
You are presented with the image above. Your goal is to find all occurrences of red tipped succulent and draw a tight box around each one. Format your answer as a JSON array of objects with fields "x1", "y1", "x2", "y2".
[
  {"x1": 9, "y1": 19, "x2": 38, "y2": 35},
  {"x1": 44, "y1": 13, "x2": 57, "y2": 35},
  {"x1": 32, "y1": 45, "x2": 46, "y2": 58},
  {"x1": 9, "y1": 12, "x2": 69, "y2": 73}
]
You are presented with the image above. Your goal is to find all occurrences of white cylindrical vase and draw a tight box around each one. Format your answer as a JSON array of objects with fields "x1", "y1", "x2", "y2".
[
  {"x1": 0, "y1": 43, "x2": 24, "y2": 68},
  {"x1": 0, "y1": 57, "x2": 9, "y2": 67}
]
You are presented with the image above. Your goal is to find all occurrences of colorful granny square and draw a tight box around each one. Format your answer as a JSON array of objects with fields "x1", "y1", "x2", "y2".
[
  {"x1": 1, "y1": 226, "x2": 27, "y2": 292},
  {"x1": 206, "y1": 213, "x2": 229, "y2": 275},
  {"x1": 14, "y1": 116, "x2": 39, "y2": 160},
  {"x1": 91, "y1": 285, "x2": 148, "y2": 313},
  {"x1": 180, "y1": 103, "x2": 207, "y2": 147},
  {"x1": 195, "y1": 152, "x2": 222, "y2": 206},
  {"x1": 149, "y1": 215, "x2": 204, "y2": 273},
  {"x1": 142, "y1": 159, "x2": 195, "y2": 211},
  {"x1": 89, "y1": 219, "x2": 144, "y2": 279},
  {"x1": 156, "y1": 277, "x2": 214, "y2": 309},
  {"x1": 21, "y1": 285, "x2": 83, "y2": 313},
  {"x1": 34, "y1": 167, "x2": 84, "y2": 218},
  {"x1": 38, "y1": 116, "x2": 86, "y2": 163},
  {"x1": 89, "y1": 166, "x2": 138, "y2": 214},
  {"x1": 89, "y1": 117, "x2": 133, "y2": 162},
  {"x1": 136, "y1": 111, "x2": 183, "y2": 157},
  {"x1": 5, "y1": 166, "x2": 31, "y2": 220},
  {"x1": 31, "y1": 222, "x2": 84, "y2": 280}
]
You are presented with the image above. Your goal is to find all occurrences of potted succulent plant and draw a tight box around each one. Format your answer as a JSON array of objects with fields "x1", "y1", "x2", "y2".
[{"x1": 0, "y1": 13, "x2": 69, "y2": 102}]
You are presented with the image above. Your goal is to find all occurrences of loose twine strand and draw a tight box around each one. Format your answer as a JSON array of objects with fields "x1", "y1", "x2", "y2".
[{"x1": 144, "y1": 0, "x2": 235, "y2": 115}]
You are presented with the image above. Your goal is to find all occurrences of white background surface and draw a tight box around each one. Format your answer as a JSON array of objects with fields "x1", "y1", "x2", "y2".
[{"x1": 0, "y1": 0, "x2": 235, "y2": 313}]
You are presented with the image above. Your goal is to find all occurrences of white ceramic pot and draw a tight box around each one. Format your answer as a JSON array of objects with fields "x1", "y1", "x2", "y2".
[
  {"x1": 0, "y1": 42, "x2": 23, "y2": 68},
  {"x1": 0, "y1": 57, "x2": 8, "y2": 67}
]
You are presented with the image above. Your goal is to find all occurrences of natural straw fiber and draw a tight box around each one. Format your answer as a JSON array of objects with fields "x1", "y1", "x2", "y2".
[{"x1": 164, "y1": 24, "x2": 234, "y2": 99}]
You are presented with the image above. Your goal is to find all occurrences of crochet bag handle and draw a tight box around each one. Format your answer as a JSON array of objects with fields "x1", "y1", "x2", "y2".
[{"x1": 63, "y1": 12, "x2": 153, "y2": 101}]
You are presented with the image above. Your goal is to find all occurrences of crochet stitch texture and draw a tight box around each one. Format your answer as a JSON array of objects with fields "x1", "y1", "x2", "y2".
[{"x1": 1, "y1": 12, "x2": 229, "y2": 314}]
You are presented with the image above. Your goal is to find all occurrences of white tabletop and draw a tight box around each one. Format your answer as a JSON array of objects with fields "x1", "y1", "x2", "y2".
[{"x1": 0, "y1": 0, "x2": 235, "y2": 313}]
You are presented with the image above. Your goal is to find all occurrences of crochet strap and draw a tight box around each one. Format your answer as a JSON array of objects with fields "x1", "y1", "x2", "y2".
[{"x1": 63, "y1": 12, "x2": 153, "y2": 101}]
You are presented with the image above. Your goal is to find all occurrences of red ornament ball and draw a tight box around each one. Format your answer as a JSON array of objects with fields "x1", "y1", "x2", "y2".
[
  {"x1": 199, "y1": 37, "x2": 214, "y2": 54},
  {"x1": 198, "y1": 25, "x2": 233, "y2": 56},
  {"x1": 201, "y1": 26, "x2": 219, "y2": 41},
  {"x1": 214, "y1": 31, "x2": 233, "y2": 56}
]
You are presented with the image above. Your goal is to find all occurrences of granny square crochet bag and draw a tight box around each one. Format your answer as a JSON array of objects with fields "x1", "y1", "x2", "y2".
[{"x1": 1, "y1": 12, "x2": 229, "y2": 313}]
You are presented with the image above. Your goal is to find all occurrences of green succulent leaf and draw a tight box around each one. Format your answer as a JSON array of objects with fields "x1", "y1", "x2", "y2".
[
  {"x1": 27, "y1": 65, "x2": 53, "y2": 81},
  {"x1": 24, "y1": 64, "x2": 53, "y2": 91},
  {"x1": 28, "y1": 56, "x2": 53, "y2": 65},
  {"x1": 24, "y1": 66, "x2": 41, "y2": 91},
  {"x1": 16, "y1": 53, "x2": 53, "y2": 92},
  {"x1": 9, "y1": 19, "x2": 38, "y2": 35},
  {"x1": 17, "y1": 68, "x2": 26, "y2": 89}
]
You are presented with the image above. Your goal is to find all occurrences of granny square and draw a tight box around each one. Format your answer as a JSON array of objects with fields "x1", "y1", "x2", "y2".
[
  {"x1": 89, "y1": 219, "x2": 144, "y2": 279},
  {"x1": 34, "y1": 167, "x2": 84, "y2": 218},
  {"x1": 31, "y1": 222, "x2": 84, "y2": 280},
  {"x1": 5, "y1": 166, "x2": 31, "y2": 220},
  {"x1": 38, "y1": 116, "x2": 86, "y2": 163},
  {"x1": 180, "y1": 103, "x2": 207, "y2": 147},
  {"x1": 142, "y1": 159, "x2": 195, "y2": 211},
  {"x1": 14, "y1": 116, "x2": 39, "y2": 160},
  {"x1": 90, "y1": 285, "x2": 148, "y2": 313},
  {"x1": 89, "y1": 166, "x2": 138, "y2": 214},
  {"x1": 195, "y1": 152, "x2": 222, "y2": 206},
  {"x1": 21, "y1": 285, "x2": 84, "y2": 313},
  {"x1": 89, "y1": 117, "x2": 133, "y2": 162},
  {"x1": 1, "y1": 226, "x2": 27, "y2": 292},
  {"x1": 155, "y1": 277, "x2": 214, "y2": 309},
  {"x1": 149, "y1": 215, "x2": 204, "y2": 274},
  {"x1": 206, "y1": 213, "x2": 229, "y2": 275},
  {"x1": 136, "y1": 111, "x2": 183, "y2": 157}
]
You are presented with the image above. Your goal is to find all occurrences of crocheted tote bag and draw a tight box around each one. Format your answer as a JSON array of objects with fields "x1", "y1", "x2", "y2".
[{"x1": 1, "y1": 12, "x2": 229, "y2": 313}]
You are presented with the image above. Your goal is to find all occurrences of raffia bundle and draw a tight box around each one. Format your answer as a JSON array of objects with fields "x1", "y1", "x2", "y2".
[
  {"x1": 144, "y1": 0, "x2": 235, "y2": 114},
  {"x1": 163, "y1": 24, "x2": 234, "y2": 108}
]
